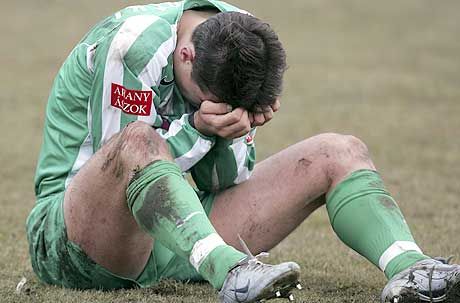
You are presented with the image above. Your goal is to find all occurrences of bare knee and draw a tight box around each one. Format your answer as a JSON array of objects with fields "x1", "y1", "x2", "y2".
[
  {"x1": 319, "y1": 133, "x2": 369, "y2": 159},
  {"x1": 101, "y1": 121, "x2": 172, "y2": 176},
  {"x1": 299, "y1": 133, "x2": 374, "y2": 182},
  {"x1": 122, "y1": 121, "x2": 170, "y2": 155},
  {"x1": 308, "y1": 132, "x2": 369, "y2": 158}
]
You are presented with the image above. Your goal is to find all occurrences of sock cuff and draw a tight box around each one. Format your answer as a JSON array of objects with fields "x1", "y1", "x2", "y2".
[
  {"x1": 326, "y1": 169, "x2": 391, "y2": 226},
  {"x1": 379, "y1": 241, "x2": 423, "y2": 271},
  {"x1": 126, "y1": 160, "x2": 182, "y2": 210},
  {"x1": 189, "y1": 233, "x2": 227, "y2": 271}
]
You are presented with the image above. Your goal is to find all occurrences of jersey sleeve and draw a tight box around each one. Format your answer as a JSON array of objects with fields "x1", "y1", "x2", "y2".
[
  {"x1": 155, "y1": 115, "x2": 216, "y2": 172},
  {"x1": 190, "y1": 128, "x2": 256, "y2": 193},
  {"x1": 88, "y1": 14, "x2": 215, "y2": 173}
]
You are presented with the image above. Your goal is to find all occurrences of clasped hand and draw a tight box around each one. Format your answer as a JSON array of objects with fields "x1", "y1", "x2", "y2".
[{"x1": 193, "y1": 99, "x2": 280, "y2": 139}]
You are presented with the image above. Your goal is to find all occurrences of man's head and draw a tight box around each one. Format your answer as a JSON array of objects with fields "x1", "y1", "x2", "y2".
[{"x1": 174, "y1": 10, "x2": 286, "y2": 111}]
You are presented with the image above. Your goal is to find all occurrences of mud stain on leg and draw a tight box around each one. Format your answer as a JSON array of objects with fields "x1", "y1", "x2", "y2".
[
  {"x1": 101, "y1": 134, "x2": 125, "y2": 179},
  {"x1": 295, "y1": 158, "x2": 313, "y2": 176},
  {"x1": 101, "y1": 124, "x2": 162, "y2": 180}
]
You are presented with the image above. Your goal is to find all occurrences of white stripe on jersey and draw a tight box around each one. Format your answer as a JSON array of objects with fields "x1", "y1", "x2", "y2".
[
  {"x1": 231, "y1": 128, "x2": 256, "y2": 184},
  {"x1": 137, "y1": 24, "x2": 176, "y2": 125},
  {"x1": 65, "y1": 133, "x2": 93, "y2": 188},
  {"x1": 138, "y1": 24, "x2": 177, "y2": 88},
  {"x1": 65, "y1": 99, "x2": 94, "y2": 188},
  {"x1": 175, "y1": 137, "x2": 213, "y2": 172},
  {"x1": 125, "y1": 5, "x2": 148, "y2": 13},
  {"x1": 136, "y1": 80, "x2": 159, "y2": 125},
  {"x1": 234, "y1": 166, "x2": 250, "y2": 185},
  {"x1": 85, "y1": 43, "x2": 98, "y2": 73},
  {"x1": 211, "y1": 163, "x2": 220, "y2": 192},
  {"x1": 159, "y1": 114, "x2": 187, "y2": 140},
  {"x1": 231, "y1": 141, "x2": 249, "y2": 184},
  {"x1": 101, "y1": 15, "x2": 159, "y2": 145}
]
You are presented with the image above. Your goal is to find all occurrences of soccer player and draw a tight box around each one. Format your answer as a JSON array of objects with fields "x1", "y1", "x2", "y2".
[{"x1": 26, "y1": 1, "x2": 460, "y2": 302}]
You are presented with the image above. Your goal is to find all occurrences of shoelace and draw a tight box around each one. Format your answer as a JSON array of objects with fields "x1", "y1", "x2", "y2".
[
  {"x1": 434, "y1": 256, "x2": 455, "y2": 265},
  {"x1": 224, "y1": 234, "x2": 270, "y2": 298},
  {"x1": 407, "y1": 256, "x2": 455, "y2": 303},
  {"x1": 230, "y1": 234, "x2": 302, "y2": 302},
  {"x1": 236, "y1": 234, "x2": 269, "y2": 267}
]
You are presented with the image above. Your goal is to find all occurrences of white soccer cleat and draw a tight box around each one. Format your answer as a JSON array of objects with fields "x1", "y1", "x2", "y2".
[
  {"x1": 381, "y1": 257, "x2": 460, "y2": 302},
  {"x1": 218, "y1": 235, "x2": 302, "y2": 303}
]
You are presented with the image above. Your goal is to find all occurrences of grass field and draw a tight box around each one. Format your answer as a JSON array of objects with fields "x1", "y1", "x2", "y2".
[{"x1": 1, "y1": 0, "x2": 460, "y2": 302}]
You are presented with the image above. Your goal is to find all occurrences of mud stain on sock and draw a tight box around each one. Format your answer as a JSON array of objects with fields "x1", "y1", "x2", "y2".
[
  {"x1": 207, "y1": 261, "x2": 215, "y2": 276},
  {"x1": 136, "y1": 177, "x2": 178, "y2": 231},
  {"x1": 368, "y1": 178, "x2": 384, "y2": 188},
  {"x1": 128, "y1": 160, "x2": 162, "y2": 185},
  {"x1": 378, "y1": 195, "x2": 397, "y2": 209}
]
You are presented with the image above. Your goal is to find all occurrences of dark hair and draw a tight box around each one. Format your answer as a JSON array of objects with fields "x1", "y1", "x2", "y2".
[{"x1": 191, "y1": 12, "x2": 286, "y2": 112}]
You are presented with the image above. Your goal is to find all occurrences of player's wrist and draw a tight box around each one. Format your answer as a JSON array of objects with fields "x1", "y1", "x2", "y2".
[{"x1": 191, "y1": 111, "x2": 214, "y2": 137}]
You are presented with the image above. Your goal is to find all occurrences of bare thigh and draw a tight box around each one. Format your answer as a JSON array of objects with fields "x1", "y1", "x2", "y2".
[
  {"x1": 210, "y1": 133, "x2": 376, "y2": 254},
  {"x1": 64, "y1": 121, "x2": 172, "y2": 279}
]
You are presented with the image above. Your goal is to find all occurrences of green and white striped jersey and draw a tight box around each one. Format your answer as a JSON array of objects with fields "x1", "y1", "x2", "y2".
[{"x1": 35, "y1": 0, "x2": 256, "y2": 200}]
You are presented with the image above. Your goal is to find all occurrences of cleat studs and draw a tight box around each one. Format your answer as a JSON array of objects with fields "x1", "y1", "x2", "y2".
[
  {"x1": 296, "y1": 283, "x2": 302, "y2": 290},
  {"x1": 275, "y1": 291, "x2": 281, "y2": 297},
  {"x1": 288, "y1": 294, "x2": 295, "y2": 301}
]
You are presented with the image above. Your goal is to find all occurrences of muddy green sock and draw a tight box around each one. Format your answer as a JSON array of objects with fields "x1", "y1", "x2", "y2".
[
  {"x1": 326, "y1": 170, "x2": 429, "y2": 279},
  {"x1": 126, "y1": 160, "x2": 245, "y2": 289}
]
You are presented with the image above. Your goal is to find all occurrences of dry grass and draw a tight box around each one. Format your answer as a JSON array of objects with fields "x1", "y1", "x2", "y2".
[{"x1": 1, "y1": 0, "x2": 459, "y2": 302}]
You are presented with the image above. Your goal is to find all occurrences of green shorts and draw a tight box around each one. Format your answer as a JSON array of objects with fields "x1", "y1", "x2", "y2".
[{"x1": 26, "y1": 190, "x2": 216, "y2": 290}]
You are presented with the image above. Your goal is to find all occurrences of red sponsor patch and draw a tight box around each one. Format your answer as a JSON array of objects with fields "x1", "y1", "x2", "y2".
[
  {"x1": 245, "y1": 135, "x2": 253, "y2": 144},
  {"x1": 111, "y1": 83, "x2": 153, "y2": 116}
]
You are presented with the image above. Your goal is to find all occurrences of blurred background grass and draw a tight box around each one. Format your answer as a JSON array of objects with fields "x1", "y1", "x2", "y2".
[{"x1": 1, "y1": 0, "x2": 459, "y2": 302}]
